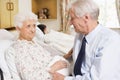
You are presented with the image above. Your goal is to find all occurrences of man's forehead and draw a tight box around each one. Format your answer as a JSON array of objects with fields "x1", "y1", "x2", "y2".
[{"x1": 69, "y1": 9, "x2": 77, "y2": 18}]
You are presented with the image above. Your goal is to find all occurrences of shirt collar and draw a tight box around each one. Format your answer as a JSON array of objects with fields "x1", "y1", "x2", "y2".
[{"x1": 85, "y1": 24, "x2": 102, "y2": 44}]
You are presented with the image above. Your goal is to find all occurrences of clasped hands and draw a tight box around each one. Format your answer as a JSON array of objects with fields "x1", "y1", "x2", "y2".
[{"x1": 49, "y1": 60, "x2": 68, "y2": 73}]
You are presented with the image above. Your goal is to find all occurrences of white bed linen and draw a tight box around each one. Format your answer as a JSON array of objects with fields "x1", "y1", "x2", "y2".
[
  {"x1": 41, "y1": 30, "x2": 75, "y2": 54},
  {"x1": 0, "y1": 29, "x2": 14, "y2": 40},
  {"x1": 0, "y1": 40, "x2": 13, "y2": 80}
]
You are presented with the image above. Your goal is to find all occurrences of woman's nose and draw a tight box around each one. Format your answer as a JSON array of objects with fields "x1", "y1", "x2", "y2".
[{"x1": 31, "y1": 27, "x2": 36, "y2": 33}]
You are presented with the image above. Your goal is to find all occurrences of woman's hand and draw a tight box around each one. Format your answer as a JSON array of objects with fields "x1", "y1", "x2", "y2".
[
  {"x1": 49, "y1": 60, "x2": 67, "y2": 73},
  {"x1": 52, "y1": 72, "x2": 65, "y2": 80}
]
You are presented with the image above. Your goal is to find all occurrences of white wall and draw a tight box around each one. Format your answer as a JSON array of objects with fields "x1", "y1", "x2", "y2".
[
  {"x1": 18, "y1": 0, "x2": 31, "y2": 13},
  {"x1": 38, "y1": 0, "x2": 61, "y2": 30},
  {"x1": 18, "y1": 0, "x2": 61, "y2": 30}
]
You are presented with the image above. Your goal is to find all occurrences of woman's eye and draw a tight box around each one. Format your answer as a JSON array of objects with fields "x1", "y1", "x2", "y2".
[
  {"x1": 33, "y1": 24, "x2": 36, "y2": 27},
  {"x1": 27, "y1": 25, "x2": 31, "y2": 28}
]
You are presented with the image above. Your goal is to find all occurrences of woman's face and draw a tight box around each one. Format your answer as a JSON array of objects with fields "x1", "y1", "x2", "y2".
[{"x1": 18, "y1": 19, "x2": 36, "y2": 41}]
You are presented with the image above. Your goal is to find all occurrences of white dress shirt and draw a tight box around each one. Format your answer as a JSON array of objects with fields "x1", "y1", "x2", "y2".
[{"x1": 65, "y1": 24, "x2": 120, "y2": 80}]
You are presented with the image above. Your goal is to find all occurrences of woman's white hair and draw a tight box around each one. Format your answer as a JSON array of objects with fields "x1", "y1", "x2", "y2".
[
  {"x1": 68, "y1": 0, "x2": 99, "y2": 20},
  {"x1": 14, "y1": 12, "x2": 38, "y2": 28}
]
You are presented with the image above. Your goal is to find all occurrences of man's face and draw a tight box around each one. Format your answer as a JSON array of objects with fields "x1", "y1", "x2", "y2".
[
  {"x1": 18, "y1": 19, "x2": 36, "y2": 41},
  {"x1": 69, "y1": 9, "x2": 89, "y2": 34}
]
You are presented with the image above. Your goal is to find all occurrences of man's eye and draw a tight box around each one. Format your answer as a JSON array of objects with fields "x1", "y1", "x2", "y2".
[
  {"x1": 71, "y1": 18, "x2": 74, "y2": 21},
  {"x1": 67, "y1": 15, "x2": 71, "y2": 20}
]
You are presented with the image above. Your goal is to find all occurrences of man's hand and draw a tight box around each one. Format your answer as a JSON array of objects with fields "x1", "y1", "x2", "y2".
[{"x1": 63, "y1": 48, "x2": 73, "y2": 59}]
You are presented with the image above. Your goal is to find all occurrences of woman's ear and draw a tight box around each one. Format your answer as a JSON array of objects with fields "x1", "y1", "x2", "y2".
[{"x1": 16, "y1": 26, "x2": 21, "y2": 31}]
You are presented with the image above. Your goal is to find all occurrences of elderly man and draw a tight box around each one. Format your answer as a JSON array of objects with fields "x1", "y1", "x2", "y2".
[{"x1": 51, "y1": 0, "x2": 120, "y2": 80}]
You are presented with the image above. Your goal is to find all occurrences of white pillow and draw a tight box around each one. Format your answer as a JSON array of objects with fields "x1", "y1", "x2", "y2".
[
  {"x1": 47, "y1": 55, "x2": 70, "y2": 76},
  {"x1": 0, "y1": 40, "x2": 13, "y2": 80},
  {"x1": 0, "y1": 29, "x2": 14, "y2": 40},
  {"x1": 35, "y1": 27, "x2": 45, "y2": 40},
  {"x1": 35, "y1": 22, "x2": 45, "y2": 42},
  {"x1": 10, "y1": 30, "x2": 19, "y2": 40}
]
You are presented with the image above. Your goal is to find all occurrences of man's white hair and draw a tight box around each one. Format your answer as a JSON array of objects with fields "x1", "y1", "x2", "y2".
[
  {"x1": 68, "y1": 0, "x2": 99, "y2": 20},
  {"x1": 14, "y1": 12, "x2": 38, "y2": 28}
]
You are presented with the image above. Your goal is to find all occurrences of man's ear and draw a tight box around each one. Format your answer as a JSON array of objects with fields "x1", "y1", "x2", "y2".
[
  {"x1": 83, "y1": 13, "x2": 90, "y2": 22},
  {"x1": 84, "y1": 13, "x2": 90, "y2": 19}
]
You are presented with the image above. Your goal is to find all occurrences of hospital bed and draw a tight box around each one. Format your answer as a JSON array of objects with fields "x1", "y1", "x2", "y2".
[{"x1": 0, "y1": 28, "x2": 75, "y2": 80}]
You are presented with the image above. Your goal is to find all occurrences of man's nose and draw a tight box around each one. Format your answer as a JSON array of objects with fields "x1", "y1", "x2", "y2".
[{"x1": 69, "y1": 20, "x2": 73, "y2": 25}]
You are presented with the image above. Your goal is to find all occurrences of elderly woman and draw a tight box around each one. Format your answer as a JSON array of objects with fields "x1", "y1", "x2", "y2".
[{"x1": 5, "y1": 12, "x2": 67, "y2": 80}]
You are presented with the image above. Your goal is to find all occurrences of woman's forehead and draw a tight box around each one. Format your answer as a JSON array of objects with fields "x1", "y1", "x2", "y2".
[{"x1": 23, "y1": 19, "x2": 36, "y2": 24}]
